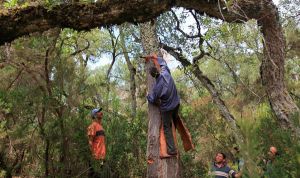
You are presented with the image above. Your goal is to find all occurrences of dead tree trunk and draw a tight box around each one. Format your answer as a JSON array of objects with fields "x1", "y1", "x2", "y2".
[{"x1": 140, "y1": 21, "x2": 181, "y2": 178}]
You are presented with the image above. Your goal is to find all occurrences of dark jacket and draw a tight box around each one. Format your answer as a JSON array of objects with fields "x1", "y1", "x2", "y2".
[{"x1": 147, "y1": 57, "x2": 180, "y2": 112}]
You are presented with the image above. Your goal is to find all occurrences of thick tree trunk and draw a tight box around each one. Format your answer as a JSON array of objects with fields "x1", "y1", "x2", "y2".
[
  {"x1": 258, "y1": 7, "x2": 300, "y2": 135},
  {"x1": 140, "y1": 21, "x2": 181, "y2": 178}
]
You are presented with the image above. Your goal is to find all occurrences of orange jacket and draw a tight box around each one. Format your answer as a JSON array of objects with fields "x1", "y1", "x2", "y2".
[{"x1": 87, "y1": 121, "x2": 106, "y2": 160}]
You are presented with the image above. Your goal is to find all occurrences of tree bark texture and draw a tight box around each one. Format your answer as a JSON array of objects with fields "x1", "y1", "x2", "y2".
[
  {"x1": 140, "y1": 21, "x2": 181, "y2": 178},
  {"x1": 258, "y1": 6, "x2": 300, "y2": 136},
  {"x1": 0, "y1": 0, "x2": 246, "y2": 46}
]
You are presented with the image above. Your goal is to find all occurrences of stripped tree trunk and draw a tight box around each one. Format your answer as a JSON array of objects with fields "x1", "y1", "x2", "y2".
[{"x1": 140, "y1": 21, "x2": 181, "y2": 178}]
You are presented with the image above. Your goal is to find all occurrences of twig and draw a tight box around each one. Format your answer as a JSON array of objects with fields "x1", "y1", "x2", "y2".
[
  {"x1": 6, "y1": 68, "x2": 24, "y2": 90},
  {"x1": 74, "y1": 166, "x2": 92, "y2": 178},
  {"x1": 171, "y1": 10, "x2": 202, "y2": 39},
  {"x1": 217, "y1": 0, "x2": 226, "y2": 21},
  {"x1": 290, "y1": 92, "x2": 300, "y2": 100}
]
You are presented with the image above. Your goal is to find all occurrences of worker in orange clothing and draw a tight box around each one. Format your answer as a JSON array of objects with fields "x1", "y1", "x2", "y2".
[{"x1": 87, "y1": 108, "x2": 106, "y2": 161}]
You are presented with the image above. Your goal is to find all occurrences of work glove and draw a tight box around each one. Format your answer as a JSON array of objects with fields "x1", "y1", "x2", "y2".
[
  {"x1": 141, "y1": 54, "x2": 161, "y2": 72},
  {"x1": 141, "y1": 54, "x2": 158, "y2": 63}
]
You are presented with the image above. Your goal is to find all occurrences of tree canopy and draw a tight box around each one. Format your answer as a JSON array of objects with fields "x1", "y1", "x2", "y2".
[{"x1": 0, "y1": 0, "x2": 299, "y2": 177}]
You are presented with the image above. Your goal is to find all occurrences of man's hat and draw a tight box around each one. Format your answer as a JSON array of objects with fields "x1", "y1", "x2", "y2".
[{"x1": 91, "y1": 108, "x2": 102, "y2": 118}]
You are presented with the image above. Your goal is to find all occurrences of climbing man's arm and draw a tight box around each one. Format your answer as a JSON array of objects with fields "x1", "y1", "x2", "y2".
[{"x1": 147, "y1": 80, "x2": 163, "y2": 105}]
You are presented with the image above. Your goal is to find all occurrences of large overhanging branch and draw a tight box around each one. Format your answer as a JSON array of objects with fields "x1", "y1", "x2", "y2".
[
  {"x1": 1, "y1": 0, "x2": 298, "y2": 136},
  {"x1": 0, "y1": 0, "x2": 266, "y2": 45}
]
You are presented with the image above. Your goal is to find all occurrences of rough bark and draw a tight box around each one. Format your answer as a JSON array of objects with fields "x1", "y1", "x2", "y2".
[
  {"x1": 258, "y1": 6, "x2": 300, "y2": 136},
  {"x1": 140, "y1": 21, "x2": 181, "y2": 178},
  {"x1": 0, "y1": 0, "x2": 248, "y2": 46},
  {"x1": 232, "y1": 1, "x2": 299, "y2": 135}
]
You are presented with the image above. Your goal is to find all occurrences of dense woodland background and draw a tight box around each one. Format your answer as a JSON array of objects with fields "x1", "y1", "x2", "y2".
[{"x1": 0, "y1": 0, "x2": 299, "y2": 177}]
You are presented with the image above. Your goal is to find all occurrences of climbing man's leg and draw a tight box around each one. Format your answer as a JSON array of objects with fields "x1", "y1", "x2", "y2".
[
  {"x1": 161, "y1": 110, "x2": 177, "y2": 155},
  {"x1": 172, "y1": 104, "x2": 194, "y2": 152},
  {"x1": 171, "y1": 104, "x2": 180, "y2": 126}
]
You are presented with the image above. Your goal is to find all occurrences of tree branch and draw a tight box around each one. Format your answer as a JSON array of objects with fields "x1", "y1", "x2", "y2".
[
  {"x1": 161, "y1": 42, "x2": 244, "y2": 143},
  {"x1": 70, "y1": 38, "x2": 90, "y2": 56},
  {"x1": 6, "y1": 68, "x2": 24, "y2": 90},
  {"x1": 0, "y1": 0, "x2": 256, "y2": 45},
  {"x1": 171, "y1": 10, "x2": 201, "y2": 39}
]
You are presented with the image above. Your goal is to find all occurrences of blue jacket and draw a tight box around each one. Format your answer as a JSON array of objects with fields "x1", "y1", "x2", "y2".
[{"x1": 147, "y1": 57, "x2": 180, "y2": 112}]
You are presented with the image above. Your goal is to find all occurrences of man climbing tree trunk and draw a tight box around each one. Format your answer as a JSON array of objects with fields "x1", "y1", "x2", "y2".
[
  {"x1": 0, "y1": 0, "x2": 298, "y2": 145},
  {"x1": 140, "y1": 21, "x2": 181, "y2": 178}
]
